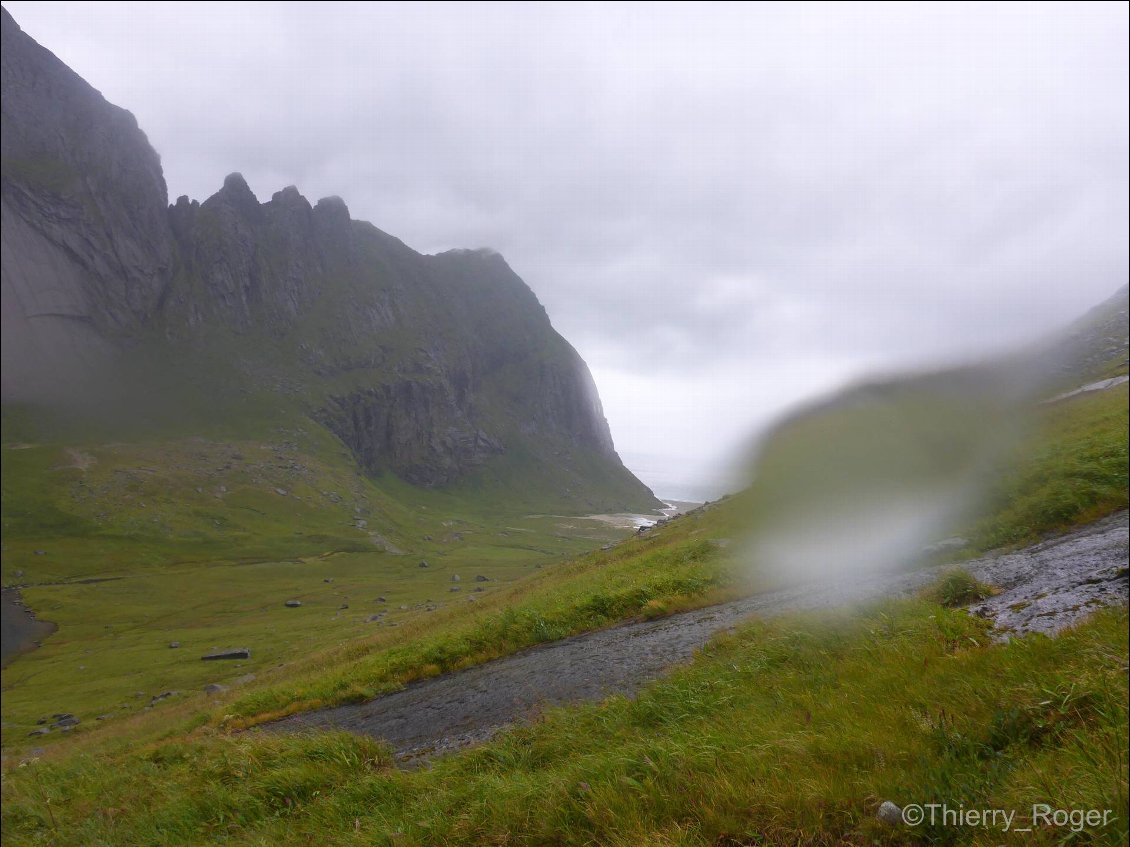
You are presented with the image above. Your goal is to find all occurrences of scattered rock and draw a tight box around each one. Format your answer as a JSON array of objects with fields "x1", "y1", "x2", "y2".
[
  {"x1": 366, "y1": 615, "x2": 383, "y2": 623},
  {"x1": 34, "y1": 550, "x2": 46, "y2": 556},
  {"x1": 201, "y1": 648, "x2": 251, "y2": 661},
  {"x1": 418, "y1": 560, "x2": 429, "y2": 568},
  {"x1": 375, "y1": 596, "x2": 386, "y2": 603},
  {"x1": 95, "y1": 714, "x2": 112, "y2": 721},
  {"x1": 339, "y1": 603, "x2": 349, "y2": 610},
  {"x1": 323, "y1": 578, "x2": 334, "y2": 583},
  {"x1": 203, "y1": 683, "x2": 227, "y2": 695},
  {"x1": 168, "y1": 641, "x2": 181, "y2": 649},
  {"x1": 27, "y1": 727, "x2": 50, "y2": 737},
  {"x1": 877, "y1": 801, "x2": 903, "y2": 826},
  {"x1": 423, "y1": 535, "x2": 432, "y2": 541},
  {"x1": 233, "y1": 673, "x2": 257, "y2": 685},
  {"x1": 474, "y1": 574, "x2": 489, "y2": 582},
  {"x1": 275, "y1": 488, "x2": 289, "y2": 496},
  {"x1": 451, "y1": 574, "x2": 461, "y2": 582},
  {"x1": 284, "y1": 600, "x2": 303, "y2": 608},
  {"x1": 150, "y1": 691, "x2": 179, "y2": 704},
  {"x1": 450, "y1": 586, "x2": 460, "y2": 592}
]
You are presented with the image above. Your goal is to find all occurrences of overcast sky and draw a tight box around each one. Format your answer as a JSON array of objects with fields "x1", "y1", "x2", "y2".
[{"x1": 7, "y1": 1, "x2": 1128, "y2": 499}]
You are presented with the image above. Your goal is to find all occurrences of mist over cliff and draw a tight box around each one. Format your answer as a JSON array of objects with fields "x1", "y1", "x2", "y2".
[{"x1": 0, "y1": 7, "x2": 656, "y2": 510}]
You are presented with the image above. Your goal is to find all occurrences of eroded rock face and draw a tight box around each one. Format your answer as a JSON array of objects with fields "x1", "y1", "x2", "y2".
[
  {"x1": 318, "y1": 381, "x2": 503, "y2": 486},
  {"x1": 0, "y1": 9, "x2": 656, "y2": 509}
]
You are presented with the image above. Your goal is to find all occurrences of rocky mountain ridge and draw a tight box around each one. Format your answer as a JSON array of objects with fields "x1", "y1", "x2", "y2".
[{"x1": 0, "y1": 8, "x2": 655, "y2": 509}]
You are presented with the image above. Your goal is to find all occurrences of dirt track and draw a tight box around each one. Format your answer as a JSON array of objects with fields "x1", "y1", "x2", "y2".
[{"x1": 267, "y1": 512, "x2": 1128, "y2": 761}]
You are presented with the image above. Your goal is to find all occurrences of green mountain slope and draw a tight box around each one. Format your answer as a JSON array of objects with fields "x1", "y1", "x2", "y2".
[{"x1": 0, "y1": 7, "x2": 657, "y2": 516}]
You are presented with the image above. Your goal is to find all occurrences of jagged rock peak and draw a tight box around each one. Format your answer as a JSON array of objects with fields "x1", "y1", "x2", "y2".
[
  {"x1": 314, "y1": 194, "x2": 350, "y2": 221},
  {"x1": 271, "y1": 185, "x2": 310, "y2": 209},
  {"x1": 0, "y1": 6, "x2": 660, "y2": 509},
  {"x1": 222, "y1": 172, "x2": 252, "y2": 193},
  {"x1": 210, "y1": 171, "x2": 257, "y2": 208}
]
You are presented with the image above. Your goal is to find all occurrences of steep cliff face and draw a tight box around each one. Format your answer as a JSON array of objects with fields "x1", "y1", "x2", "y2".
[
  {"x1": 0, "y1": 9, "x2": 656, "y2": 509},
  {"x1": 0, "y1": 9, "x2": 172, "y2": 326},
  {"x1": 1, "y1": 8, "x2": 174, "y2": 401}
]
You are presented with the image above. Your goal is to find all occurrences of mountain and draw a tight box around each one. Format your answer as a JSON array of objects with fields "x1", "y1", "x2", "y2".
[
  {"x1": 0, "y1": 8, "x2": 657, "y2": 511},
  {"x1": 1043, "y1": 283, "x2": 1129, "y2": 384}
]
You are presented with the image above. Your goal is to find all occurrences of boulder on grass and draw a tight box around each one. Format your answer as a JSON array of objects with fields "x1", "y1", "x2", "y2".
[{"x1": 201, "y1": 648, "x2": 251, "y2": 661}]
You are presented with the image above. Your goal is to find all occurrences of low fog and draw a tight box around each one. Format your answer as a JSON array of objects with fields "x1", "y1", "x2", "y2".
[{"x1": 7, "y1": 1, "x2": 1128, "y2": 498}]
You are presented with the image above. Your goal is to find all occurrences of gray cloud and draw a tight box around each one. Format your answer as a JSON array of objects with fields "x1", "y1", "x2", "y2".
[{"x1": 7, "y1": 1, "x2": 1127, "y2": 494}]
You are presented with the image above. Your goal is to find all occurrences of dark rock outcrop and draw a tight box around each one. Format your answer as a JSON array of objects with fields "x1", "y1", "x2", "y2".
[{"x1": 201, "y1": 648, "x2": 251, "y2": 660}]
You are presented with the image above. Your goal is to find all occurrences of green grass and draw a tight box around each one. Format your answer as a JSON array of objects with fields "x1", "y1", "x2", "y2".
[
  {"x1": 2, "y1": 371, "x2": 1125, "y2": 747},
  {"x1": 0, "y1": 368, "x2": 1125, "y2": 845},
  {"x1": 969, "y1": 384, "x2": 1129, "y2": 551},
  {"x1": 0, "y1": 415, "x2": 662, "y2": 743},
  {"x1": 732, "y1": 375, "x2": 1128, "y2": 571},
  {"x1": 923, "y1": 568, "x2": 994, "y2": 608},
  {"x1": 2, "y1": 600, "x2": 1125, "y2": 846},
  {"x1": 217, "y1": 525, "x2": 736, "y2": 727}
]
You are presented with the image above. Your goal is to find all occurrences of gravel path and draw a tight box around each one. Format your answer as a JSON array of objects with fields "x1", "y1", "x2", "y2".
[{"x1": 267, "y1": 512, "x2": 1128, "y2": 761}]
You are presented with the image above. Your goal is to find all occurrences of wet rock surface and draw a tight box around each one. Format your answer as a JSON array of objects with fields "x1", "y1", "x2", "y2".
[
  {"x1": 270, "y1": 512, "x2": 1128, "y2": 761},
  {"x1": 966, "y1": 511, "x2": 1128, "y2": 638}
]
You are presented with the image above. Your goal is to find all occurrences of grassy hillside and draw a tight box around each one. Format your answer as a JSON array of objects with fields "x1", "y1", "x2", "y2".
[
  {"x1": 1, "y1": 358, "x2": 1125, "y2": 845},
  {"x1": 4, "y1": 602, "x2": 1124, "y2": 846},
  {"x1": 0, "y1": 402, "x2": 661, "y2": 744}
]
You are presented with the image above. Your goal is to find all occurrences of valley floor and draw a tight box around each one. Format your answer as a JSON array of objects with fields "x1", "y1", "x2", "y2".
[
  {"x1": 268, "y1": 511, "x2": 1130, "y2": 762},
  {"x1": 1, "y1": 381, "x2": 1125, "y2": 845}
]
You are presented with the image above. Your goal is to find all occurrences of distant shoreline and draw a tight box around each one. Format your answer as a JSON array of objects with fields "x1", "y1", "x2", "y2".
[{"x1": 578, "y1": 499, "x2": 702, "y2": 531}]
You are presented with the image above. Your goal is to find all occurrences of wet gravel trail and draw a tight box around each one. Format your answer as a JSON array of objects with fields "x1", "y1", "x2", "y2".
[{"x1": 268, "y1": 512, "x2": 1128, "y2": 761}]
